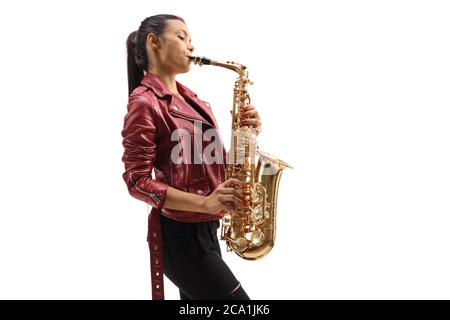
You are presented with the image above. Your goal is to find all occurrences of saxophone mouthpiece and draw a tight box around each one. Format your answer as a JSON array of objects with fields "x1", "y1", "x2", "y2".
[{"x1": 189, "y1": 56, "x2": 212, "y2": 66}]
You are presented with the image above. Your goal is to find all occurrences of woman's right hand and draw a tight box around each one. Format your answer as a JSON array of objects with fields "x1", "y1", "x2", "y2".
[{"x1": 202, "y1": 178, "x2": 245, "y2": 216}]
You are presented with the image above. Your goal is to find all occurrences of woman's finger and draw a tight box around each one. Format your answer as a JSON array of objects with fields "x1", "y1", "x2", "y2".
[
  {"x1": 222, "y1": 178, "x2": 244, "y2": 188},
  {"x1": 241, "y1": 118, "x2": 261, "y2": 126},
  {"x1": 218, "y1": 187, "x2": 245, "y2": 199},
  {"x1": 219, "y1": 202, "x2": 246, "y2": 216},
  {"x1": 218, "y1": 194, "x2": 244, "y2": 205},
  {"x1": 241, "y1": 109, "x2": 260, "y2": 119}
]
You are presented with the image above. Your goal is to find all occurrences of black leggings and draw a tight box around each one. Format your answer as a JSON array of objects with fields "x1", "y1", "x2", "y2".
[{"x1": 160, "y1": 214, "x2": 250, "y2": 300}]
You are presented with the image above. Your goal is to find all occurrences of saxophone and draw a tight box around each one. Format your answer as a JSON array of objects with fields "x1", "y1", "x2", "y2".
[{"x1": 190, "y1": 56, "x2": 292, "y2": 260}]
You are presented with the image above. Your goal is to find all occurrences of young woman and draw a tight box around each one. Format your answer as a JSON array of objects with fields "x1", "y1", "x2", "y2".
[{"x1": 122, "y1": 14, "x2": 261, "y2": 300}]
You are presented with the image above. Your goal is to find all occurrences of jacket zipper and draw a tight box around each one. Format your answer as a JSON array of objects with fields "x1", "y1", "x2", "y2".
[{"x1": 169, "y1": 109, "x2": 214, "y2": 128}]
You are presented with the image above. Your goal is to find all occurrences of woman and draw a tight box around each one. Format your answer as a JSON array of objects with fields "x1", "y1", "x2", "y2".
[{"x1": 122, "y1": 14, "x2": 261, "y2": 300}]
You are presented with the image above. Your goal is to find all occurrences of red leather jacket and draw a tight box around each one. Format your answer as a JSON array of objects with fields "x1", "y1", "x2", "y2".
[
  {"x1": 122, "y1": 72, "x2": 229, "y2": 299},
  {"x1": 121, "y1": 72, "x2": 227, "y2": 222}
]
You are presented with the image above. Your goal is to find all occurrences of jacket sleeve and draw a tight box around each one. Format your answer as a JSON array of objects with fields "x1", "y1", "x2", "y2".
[{"x1": 121, "y1": 95, "x2": 169, "y2": 209}]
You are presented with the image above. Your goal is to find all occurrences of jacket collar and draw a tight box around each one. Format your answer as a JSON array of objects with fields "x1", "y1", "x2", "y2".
[
  {"x1": 140, "y1": 72, "x2": 198, "y2": 100},
  {"x1": 140, "y1": 72, "x2": 218, "y2": 128}
]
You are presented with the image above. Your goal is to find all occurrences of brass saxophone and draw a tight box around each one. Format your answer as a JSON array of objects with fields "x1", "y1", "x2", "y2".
[{"x1": 190, "y1": 56, "x2": 292, "y2": 260}]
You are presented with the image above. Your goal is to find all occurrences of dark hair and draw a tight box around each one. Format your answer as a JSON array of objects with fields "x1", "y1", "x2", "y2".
[{"x1": 126, "y1": 14, "x2": 185, "y2": 96}]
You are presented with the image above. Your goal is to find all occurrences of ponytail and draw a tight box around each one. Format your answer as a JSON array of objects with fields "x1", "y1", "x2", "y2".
[{"x1": 126, "y1": 31, "x2": 144, "y2": 96}]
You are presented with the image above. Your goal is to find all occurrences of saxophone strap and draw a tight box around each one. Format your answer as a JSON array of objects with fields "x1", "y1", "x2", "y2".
[{"x1": 148, "y1": 208, "x2": 164, "y2": 300}]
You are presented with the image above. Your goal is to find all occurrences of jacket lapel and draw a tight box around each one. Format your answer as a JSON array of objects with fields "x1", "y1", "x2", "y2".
[
  {"x1": 169, "y1": 96, "x2": 213, "y2": 128},
  {"x1": 177, "y1": 83, "x2": 220, "y2": 129},
  {"x1": 140, "y1": 72, "x2": 218, "y2": 128}
]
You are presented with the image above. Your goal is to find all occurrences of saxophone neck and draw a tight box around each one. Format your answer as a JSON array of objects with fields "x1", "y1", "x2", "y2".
[
  {"x1": 211, "y1": 61, "x2": 248, "y2": 78},
  {"x1": 189, "y1": 56, "x2": 248, "y2": 78}
]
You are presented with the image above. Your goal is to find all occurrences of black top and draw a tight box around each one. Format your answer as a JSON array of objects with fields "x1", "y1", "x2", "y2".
[{"x1": 185, "y1": 95, "x2": 215, "y2": 127}]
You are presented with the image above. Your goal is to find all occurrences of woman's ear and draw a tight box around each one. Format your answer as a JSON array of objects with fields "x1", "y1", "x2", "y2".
[{"x1": 146, "y1": 33, "x2": 160, "y2": 49}]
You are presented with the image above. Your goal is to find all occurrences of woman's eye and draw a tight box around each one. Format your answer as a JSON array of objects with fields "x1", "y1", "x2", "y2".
[{"x1": 178, "y1": 36, "x2": 185, "y2": 41}]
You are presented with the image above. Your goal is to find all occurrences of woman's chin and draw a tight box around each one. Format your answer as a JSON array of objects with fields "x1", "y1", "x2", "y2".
[{"x1": 177, "y1": 65, "x2": 191, "y2": 74}]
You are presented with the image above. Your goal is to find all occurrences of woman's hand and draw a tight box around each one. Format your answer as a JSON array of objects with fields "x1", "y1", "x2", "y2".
[
  {"x1": 240, "y1": 104, "x2": 262, "y2": 134},
  {"x1": 202, "y1": 178, "x2": 245, "y2": 216}
]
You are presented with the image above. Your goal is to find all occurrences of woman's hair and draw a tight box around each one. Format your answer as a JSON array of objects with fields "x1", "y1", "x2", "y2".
[{"x1": 126, "y1": 14, "x2": 185, "y2": 96}]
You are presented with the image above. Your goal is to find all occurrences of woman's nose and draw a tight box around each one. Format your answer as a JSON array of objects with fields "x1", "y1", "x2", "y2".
[{"x1": 187, "y1": 43, "x2": 194, "y2": 53}]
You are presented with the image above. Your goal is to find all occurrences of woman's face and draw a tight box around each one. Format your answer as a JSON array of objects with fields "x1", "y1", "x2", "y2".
[{"x1": 149, "y1": 19, "x2": 194, "y2": 74}]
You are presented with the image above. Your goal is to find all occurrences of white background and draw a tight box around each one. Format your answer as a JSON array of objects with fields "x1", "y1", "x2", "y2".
[{"x1": 0, "y1": 0, "x2": 449, "y2": 299}]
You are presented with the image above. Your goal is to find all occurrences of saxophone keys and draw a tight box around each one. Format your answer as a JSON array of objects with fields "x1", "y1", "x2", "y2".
[
  {"x1": 222, "y1": 214, "x2": 232, "y2": 227},
  {"x1": 250, "y1": 208, "x2": 265, "y2": 224},
  {"x1": 233, "y1": 237, "x2": 247, "y2": 252},
  {"x1": 250, "y1": 230, "x2": 264, "y2": 247}
]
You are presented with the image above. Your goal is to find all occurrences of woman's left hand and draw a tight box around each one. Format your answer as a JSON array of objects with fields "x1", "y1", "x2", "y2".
[{"x1": 240, "y1": 104, "x2": 262, "y2": 134}]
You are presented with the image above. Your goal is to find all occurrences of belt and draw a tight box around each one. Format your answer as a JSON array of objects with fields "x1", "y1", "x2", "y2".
[{"x1": 147, "y1": 208, "x2": 164, "y2": 300}]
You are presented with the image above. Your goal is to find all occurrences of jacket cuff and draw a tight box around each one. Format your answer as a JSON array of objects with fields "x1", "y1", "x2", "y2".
[
  {"x1": 145, "y1": 180, "x2": 169, "y2": 210},
  {"x1": 128, "y1": 176, "x2": 169, "y2": 210}
]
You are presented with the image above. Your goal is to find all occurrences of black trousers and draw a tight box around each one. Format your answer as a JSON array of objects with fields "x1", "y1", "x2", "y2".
[{"x1": 160, "y1": 214, "x2": 250, "y2": 300}]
